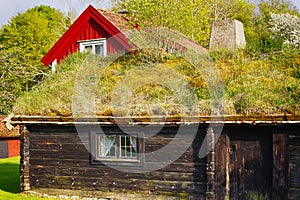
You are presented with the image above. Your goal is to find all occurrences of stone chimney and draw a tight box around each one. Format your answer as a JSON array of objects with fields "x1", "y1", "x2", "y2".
[{"x1": 209, "y1": 19, "x2": 246, "y2": 50}]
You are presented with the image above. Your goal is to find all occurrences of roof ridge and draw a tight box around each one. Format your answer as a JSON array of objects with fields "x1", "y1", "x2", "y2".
[{"x1": 96, "y1": 8, "x2": 131, "y2": 35}]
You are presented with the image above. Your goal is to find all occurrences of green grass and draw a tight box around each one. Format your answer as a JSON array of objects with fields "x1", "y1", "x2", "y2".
[
  {"x1": 13, "y1": 49, "x2": 300, "y2": 117},
  {"x1": 0, "y1": 157, "x2": 52, "y2": 200}
]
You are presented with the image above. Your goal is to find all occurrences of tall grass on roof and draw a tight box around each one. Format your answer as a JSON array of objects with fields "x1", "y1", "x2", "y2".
[
  {"x1": 13, "y1": 48, "x2": 300, "y2": 117},
  {"x1": 14, "y1": 50, "x2": 211, "y2": 117}
]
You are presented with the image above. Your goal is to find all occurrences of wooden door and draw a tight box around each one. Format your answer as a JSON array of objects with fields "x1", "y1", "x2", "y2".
[{"x1": 229, "y1": 127, "x2": 272, "y2": 200}]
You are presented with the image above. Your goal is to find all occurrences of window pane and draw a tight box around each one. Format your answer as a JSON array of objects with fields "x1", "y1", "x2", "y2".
[
  {"x1": 84, "y1": 45, "x2": 92, "y2": 53},
  {"x1": 95, "y1": 44, "x2": 104, "y2": 56},
  {"x1": 120, "y1": 136, "x2": 137, "y2": 159},
  {"x1": 99, "y1": 135, "x2": 116, "y2": 158}
]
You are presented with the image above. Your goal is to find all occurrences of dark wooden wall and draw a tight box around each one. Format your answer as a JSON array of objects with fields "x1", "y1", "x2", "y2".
[
  {"x1": 289, "y1": 126, "x2": 300, "y2": 200},
  {"x1": 228, "y1": 126, "x2": 273, "y2": 200},
  {"x1": 215, "y1": 126, "x2": 274, "y2": 200},
  {"x1": 25, "y1": 125, "x2": 207, "y2": 198},
  {"x1": 20, "y1": 124, "x2": 300, "y2": 199},
  {"x1": 214, "y1": 125, "x2": 296, "y2": 200}
]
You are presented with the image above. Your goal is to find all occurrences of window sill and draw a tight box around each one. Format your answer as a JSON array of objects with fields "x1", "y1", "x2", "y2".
[{"x1": 91, "y1": 158, "x2": 143, "y2": 166}]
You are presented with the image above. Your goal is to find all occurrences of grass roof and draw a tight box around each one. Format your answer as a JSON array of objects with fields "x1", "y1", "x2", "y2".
[
  {"x1": 0, "y1": 116, "x2": 19, "y2": 137},
  {"x1": 13, "y1": 49, "x2": 300, "y2": 117}
]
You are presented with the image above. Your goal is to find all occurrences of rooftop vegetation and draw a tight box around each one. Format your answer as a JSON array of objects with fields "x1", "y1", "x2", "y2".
[{"x1": 13, "y1": 48, "x2": 300, "y2": 117}]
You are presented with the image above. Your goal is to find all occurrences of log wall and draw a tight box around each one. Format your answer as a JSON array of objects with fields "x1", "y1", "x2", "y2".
[
  {"x1": 20, "y1": 123, "x2": 300, "y2": 199},
  {"x1": 26, "y1": 125, "x2": 207, "y2": 198},
  {"x1": 289, "y1": 126, "x2": 300, "y2": 200}
]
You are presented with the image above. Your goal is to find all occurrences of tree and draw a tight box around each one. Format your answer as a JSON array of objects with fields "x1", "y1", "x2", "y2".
[
  {"x1": 112, "y1": 0, "x2": 255, "y2": 47},
  {"x1": 0, "y1": 5, "x2": 69, "y2": 114},
  {"x1": 247, "y1": 0, "x2": 299, "y2": 52},
  {"x1": 258, "y1": 0, "x2": 299, "y2": 18},
  {"x1": 269, "y1": 13, "x2": 300, "y2": 47}
]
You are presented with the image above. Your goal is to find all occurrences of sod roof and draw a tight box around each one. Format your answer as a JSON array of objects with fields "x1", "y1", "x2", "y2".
[
  {"x1": 0, "y1": 116, "x2": 19, "y2": 138},
  {"x1": 13, "y1": 49, "x2": 300, "y2": 119}
]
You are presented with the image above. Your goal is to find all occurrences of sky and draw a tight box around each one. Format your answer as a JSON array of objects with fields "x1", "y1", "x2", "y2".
[
  {"x1": 0, "y1": 0, "x2": 112, "y2": 26},
  {"x1": 0, "y1": 0, "x2": 300, "y2": 27}
]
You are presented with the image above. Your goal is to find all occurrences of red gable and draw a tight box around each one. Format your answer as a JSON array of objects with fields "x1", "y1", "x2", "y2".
[{"x1": 41, "y1": 5, "x2": 135, "y2": 67}]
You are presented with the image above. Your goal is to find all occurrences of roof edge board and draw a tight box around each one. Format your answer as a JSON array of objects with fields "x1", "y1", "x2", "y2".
[{"x1": 6, "y1": 114, "x2": 300, "y2": 125}]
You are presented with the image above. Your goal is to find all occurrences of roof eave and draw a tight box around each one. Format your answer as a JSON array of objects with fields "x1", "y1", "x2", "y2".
[{"x1": 5, "y1": 114, "x2": 300, "y2": 126}]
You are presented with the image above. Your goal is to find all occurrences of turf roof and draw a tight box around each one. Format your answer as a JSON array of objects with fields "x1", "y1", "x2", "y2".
[{"x1": 13, "y1": 49, "x2": 300, "y2": 117}]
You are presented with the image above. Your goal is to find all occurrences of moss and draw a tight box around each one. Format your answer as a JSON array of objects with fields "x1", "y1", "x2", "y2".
[{"x1": 13, "y1": 48, "x2": 300, "y2": 117}]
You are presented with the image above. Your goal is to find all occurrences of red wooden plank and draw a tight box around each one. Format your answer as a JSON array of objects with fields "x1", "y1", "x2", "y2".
[{"x1": 8, "y1": 139, "x2": 20, "y2": 157}]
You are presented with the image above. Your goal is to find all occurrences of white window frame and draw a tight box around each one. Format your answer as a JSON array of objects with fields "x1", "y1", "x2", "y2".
[
  {"x1": 96, "y1": 134, "x2": 138, "y2": 161},
  {"x1": 91, "y1": 132, "x2": 144, "y2": 165},
  {"x1": 78, "y1": 38, "x2": 107, "y2": 56},
  {"x1": 51, "y1": 59, "x2": 57, "y2": 74}
]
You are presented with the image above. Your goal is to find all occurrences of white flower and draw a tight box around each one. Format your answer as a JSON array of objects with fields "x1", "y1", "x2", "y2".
[{"x1": 268, "y1": 13, "x2": 300, "y2": 47}]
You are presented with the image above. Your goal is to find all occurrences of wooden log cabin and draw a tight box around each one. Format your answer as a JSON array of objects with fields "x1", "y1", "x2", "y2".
[
  {"x1": 3, "y1": 5, "x2": 300, "y2": 199},
  {"x1": 3, "y1": 115, "x2": 300, "y2": 199}
]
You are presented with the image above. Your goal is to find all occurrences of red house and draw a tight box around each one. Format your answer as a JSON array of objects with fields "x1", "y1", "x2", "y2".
[
  {"x1": 0, "y1": 116, "x2": 19, "y2": 158},
  {"x1": 41, "y1": 5, "x2": 135, "y2": 72}
]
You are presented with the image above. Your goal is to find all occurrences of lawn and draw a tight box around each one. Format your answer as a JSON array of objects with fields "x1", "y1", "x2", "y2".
[{"x1": 0, "y1": 157, "x2": 52, "y2": 200}]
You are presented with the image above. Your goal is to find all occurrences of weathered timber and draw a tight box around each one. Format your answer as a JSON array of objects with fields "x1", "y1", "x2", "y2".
[
  {"x1": 273, "y1": 132, "x2": 289, "y2": 200},
  {"x1": 10, "y1": 114, "x2": 300, "y2": 125},
  {"x1": 0, "y1": 140, "x2": 8, "y2": 158},
  {"x1": 228, "y1": 126, "x2": 273, "y2": 200},
  {"x1": 15, "y1": 122, "x2": 300, "y2": 199},
  {"x1": 206, "y1": 128, "x2": 216, "y2": 199},
  {"x1": 20, "y1": 125, "x2": 30, "y2": 191},
  {"x1": 25, "y1": 124, "x2": 208, "y2": 197},
  {"x1": 215, "y1": 131, "x2": 230, "y2": 200},
  {"x1": 289, "y1": 127, "x2": 300, "y2": 199}
]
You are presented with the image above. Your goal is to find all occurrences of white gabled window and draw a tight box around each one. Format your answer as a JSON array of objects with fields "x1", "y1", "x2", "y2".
[{"x1": 79, "y1": 39, "x2": 107, "y2": 56}]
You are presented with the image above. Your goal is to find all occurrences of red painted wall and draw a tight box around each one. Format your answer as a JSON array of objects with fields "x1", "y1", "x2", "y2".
[
  {"x1": 41, "y1": 6, "x2": 130, "y2": 66},
  {"x1": 55, "y1": 18, "x2": 125, "y2": 64},
  {"x1": 8, "y1": 139, "x2": 20, "y2": 157}
]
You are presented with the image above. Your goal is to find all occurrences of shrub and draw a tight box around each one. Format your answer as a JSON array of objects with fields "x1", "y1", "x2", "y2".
[{"x1": 268, "y1": 12, "x2": 300, "y2": 47}]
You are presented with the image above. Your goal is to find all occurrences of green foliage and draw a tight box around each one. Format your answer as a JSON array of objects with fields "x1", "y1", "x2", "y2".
[
  {"x1": 244, "y1": 192, "x2": 270, "y2": 200},
  {"x1": 247, "y1": 0, "x2": 299, "y2": 53},
  {"x1": 0, "y1": 5, "x2": 69, "y2": 114},
  {"x1": 112, "y1": 0, "x2": 255, "y2": 47},
  {"x1": 258, "y1": 0, "x2": 299, "y2": 18},
  {"x1": 246, "y1": 33, "x2": 284, "y2": 53}
]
